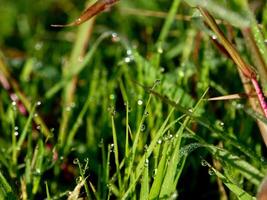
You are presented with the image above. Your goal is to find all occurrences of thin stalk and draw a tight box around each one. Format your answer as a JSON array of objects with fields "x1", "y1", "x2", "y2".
[{"x1": 198, "y1": 8, "x2": 267, "y2": 118}]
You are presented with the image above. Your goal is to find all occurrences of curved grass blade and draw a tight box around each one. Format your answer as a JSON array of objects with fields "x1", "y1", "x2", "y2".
[{"x1": 51, "y1": 0, "x2": 119, "y2": 27}]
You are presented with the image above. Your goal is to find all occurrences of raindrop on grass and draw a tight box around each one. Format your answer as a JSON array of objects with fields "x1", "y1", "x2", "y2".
[
  {"x1": 36, "y1": 101, "x2": 42, "y2": 106},
  {"x1": 137, "y1": 99, "x2": 143, "y2": 106},
  {"x1": 76, "y1": 176, "x2": 82, "y2": 183},
  {"x1": 14, "y1": 126, "x2": 19, "y2": 131},
  {"x1": 12, "y1": 101, "x2": 16, "y2": 106},
  {"x1": 109, "y1": 94, "x2": 115, "y2": 100},
  {"x1": 201, "y1": 160, "x2": 208, "y2": 166},
  {"x1": 144, "y1": 159, "x2": 149, "y2": 167},
  {"x1": 111, "y1": 32, "x2": 120, "y2": 42},
  {"x1": 73, "y1": 158, "x2": 79, "y2": 165},
  {"x1": 141, "y1": 124, "x2": 146, "y2": 132},
  {"x1": 126, "y1": 49, "x2": 132, "y2": 55},
  {"x1": 144, "y1": 111, "x2": 149, "y2": 117},
  {"x1": 36, "y1": 125, "x2": 41, "y2": 130},
  {"x1": 14, "y1": 131, "x2": 19, "y2": 136},
  {"x1": 157, "y1": 47, "x2": 163, "y2": 54},
  {"x1": 208, "y1": 168, "x2": 215, "y2": 176},
  {"x1": 157, "y1": 139, "x2": 162, "y2": 144},
  {"x1": 124, "y1": 56, "x2": 132, "y2": 63}
]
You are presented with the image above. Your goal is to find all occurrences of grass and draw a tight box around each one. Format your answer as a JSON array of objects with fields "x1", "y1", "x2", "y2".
[{"x1": 0, "y1": 0, "x2": 267, "y2": 199}]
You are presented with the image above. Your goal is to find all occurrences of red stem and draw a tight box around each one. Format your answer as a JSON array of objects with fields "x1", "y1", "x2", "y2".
[{"x1": 251, "y1": 78, "x2": 267, "y2": 117}]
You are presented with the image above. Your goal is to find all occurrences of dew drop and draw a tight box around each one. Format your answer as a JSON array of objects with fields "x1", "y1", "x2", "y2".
[
  {"x1": 36, "y1": 101, "x2": 42, "y2": 106},
  {"x1": 36, "y1": 125, "x2": 41, "y2": 130},
  {"x1": 34, "y1": 42, "x2": 43, "y2": 51},
  {"x1": 126, "y1": 49, "x2": 132, "y2": 55},
  {"x1": 208, "y1": 168, "x2": 215, "y2": 176},
  {"x1": 160, "y1": 67, "x2": 165, "y2": 73},
  {"x1": 137, "y1": 99, "x2": 143, "y2": 106},
  {"x1": 124, "y1": 57, "x2": 132, "y2": 63},
  {"x1": 201, "y1": 160, "x2": 208, "y2": 166},
  {"x1": 141, "y1": 124, "x2": 146, "y2": 132},
  {"x1": 144, "y1": 159, "x2": 149, "y2": 167},
  {"x1": 76, "y1": 176, "x2": 82, "y2": 183},
  {"x1": 157, "y1": 47, "x2": 163, "y2": 54},
  {"x1": 144, "y1": 111, "x2": 149, "y2": 117},
  {"x1": 111, "y1": 32, "x2": 120, "y2": 42},
  {"x1": 12, "y1": 101, "x2": 16, "y2": 106},
  {"x1": 157, "y1": 139, "x2": 162, "y2": 144},
  {"x1": 14, "y1": 126, "x2": 19, "y2": 131},
  {"x1": 14, "y1": 131, "x2": 19, "y2": 136},
  {"x1": 73, "y1": 158, "x2": 79, "y2": 165},
  {"x1": 109, "y1": 94, "x2": 115, "y2": 100},
  {"x1": 34, "y1": 113, "x2": 38, "y2": 117},
  {"x1": 188, "y1": 108, "x2": 193, "y2": 113}
]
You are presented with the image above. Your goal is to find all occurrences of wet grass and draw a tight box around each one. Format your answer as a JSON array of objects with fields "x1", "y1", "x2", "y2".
[{"x1": 0, "y1": 0, "x2": 267, "y2": 199}]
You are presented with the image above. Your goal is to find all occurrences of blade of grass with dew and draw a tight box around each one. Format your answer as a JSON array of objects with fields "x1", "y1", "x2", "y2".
[
  {"x1": 123, "y1": 94, "x2": 152, "y2": 188},
  {"x1": 159, "y1": 89, "x2": 208, "y2": 197},
  {"x1": 32, "y1": 140, "x2": 44, "y2": 194},
  {"x1": 140, "y1": 157, "x2": 149, "y2": 200},
  {"x1": 16, "y1": 103, "x2": 36, "y2": 153},
  {"x1": 204, "y1": 160, "x2": 256, "y2": 200},
  {"x1": 149, "y1": 139, "x2": 170, "y2": 198},
  {"x1": 205, "y1": 145, "x2": 264, "y2": 186},
  {"x1": 111, "y1": 115, "x2": 122, "y2": 194},
  {"x1": 121, "y1": 108, "x2": 176, "y2": 200}
]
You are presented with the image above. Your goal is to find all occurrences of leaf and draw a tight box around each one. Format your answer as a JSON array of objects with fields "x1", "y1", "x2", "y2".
[{"x1": 51, "y1": 0, "x2": 119, "y2": 27}]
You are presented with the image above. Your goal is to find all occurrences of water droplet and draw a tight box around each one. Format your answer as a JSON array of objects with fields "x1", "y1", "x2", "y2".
[
  {"x1": 35, "y1": 42, "x2": 43, "y2": 51},
  {"x1": 211, "y1": 35, "x2": 217, "y2": 40},
  {"x1": 144, "y1": 144, "x2": 148, "y2": 152},
  {"x1": 36, "y1": 101, "x2": 42, "y2": 106},
  {"x1": 236, "y1": 103, "x2": 244, "y2": 109},
  {"x1": 110, "y1": 144, "x2": 114, "y2": 152},
  {"x1": 14, "y1": 126, "x2": 19, "y2": 131},
  {"x1": 50, "y1": 128, "x2": 55, "y2": 132},
  {"x1": 144, "y1": 111, "x2": 149, "y2": 117},
  {"x1": 144, "y1": 159, "x2": 149, "y2": 167},
  {"x1": 201, "y1": 160, "x2": 208, "y2": 166},
  {"x1": 178, "y1": 71, "x2": 185, "y2": 77},
  {"x1": 219, "y1": 122, "x2": 224, "y2": 127},
  {"x1": 76, "y1": 176, "x2": 82, "y2": 183},
  {"x1": 36, "y1": 125, "x2": 41, "y2": 130},
  {"x1": 208, "y1": 168, "x2": 215, "y2": 176},
  {"x1": 157, "y1": 139, "x2": 162, "y2": 144},
  {"x1": 109, "y1": 94, "x2": 115, "y2": 100},
  {"x1": 137, "y1": 99, "x2": 143, "y2": 106},
  {"x1": 111, "y1": 32, "x2": 120, "y2": 42},
  {"x1": 126, "y1": 49, "x2": 132, "y2": 55},
  {"x1": 14, "y1": 131, "x2": 19, "y2": 136},
  {"x1": 12, "y1": 101, "x2": 16, "y2": 106},
  {"x1": 188, "y1": 108, "x2": 193, "y2": 113},
  {"x1": 141, "y1": 124, "x2": 146, "y2": 132},
  {"x1": 160, "y1": 67, "x2": 165, "y2": 73},
  {"x1": 73, "y1": 158, "x2": 79, "y2": 165},
  {"x1": 34, "y1": 113, "x2": 38, "y2": 117},
  {"x1": 157, "y1": 47, "x2": 163, "y2": 54},
  {"x1": 124, "y1": 56, "x2": 132, "y2": 63},
  {"x1": 65, "y1": 106, "x2": 71, "y2": 112}
]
